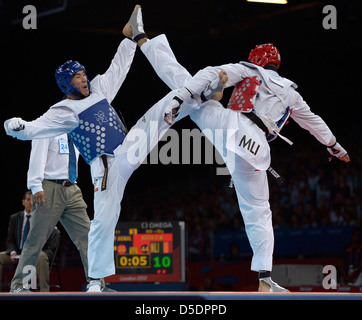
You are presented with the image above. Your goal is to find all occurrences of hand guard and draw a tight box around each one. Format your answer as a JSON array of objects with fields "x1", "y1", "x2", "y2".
[
  {"x1": 327, "y1": 142, "x2": 349, "y2": 162},
  {"x1": 164, "y1": 87, "x2": 191, "y2": 125},
  {"x1": 7, "y1": 117, "x2": 25, "y2": 131}
]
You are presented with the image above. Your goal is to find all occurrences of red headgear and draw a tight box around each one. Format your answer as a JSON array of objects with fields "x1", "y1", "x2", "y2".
[{"x1": 248, "y1": 43, "x2": 281, "y2": 69}]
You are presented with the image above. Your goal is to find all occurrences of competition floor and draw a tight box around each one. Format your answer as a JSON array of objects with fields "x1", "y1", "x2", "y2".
[{"x1": 0, "y1": 291, "x2": 361, "y2": 300}]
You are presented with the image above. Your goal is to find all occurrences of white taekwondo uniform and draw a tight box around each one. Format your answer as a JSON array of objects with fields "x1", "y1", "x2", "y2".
[
  {"x1": 4, "y1": 35, "x2": 197, "y2": 278},
  {"x1": 182, "y1": 62, "x2": 336, "y2": 272}
]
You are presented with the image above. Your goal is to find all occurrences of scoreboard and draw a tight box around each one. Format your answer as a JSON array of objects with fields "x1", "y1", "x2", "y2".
[{"x1": 106, "y1": 221, "x2": 185, "y2": 283}]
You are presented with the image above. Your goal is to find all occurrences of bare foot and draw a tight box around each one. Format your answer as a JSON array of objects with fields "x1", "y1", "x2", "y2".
[
  {"x1": 258, "y1": 278, "x2": 289, "y2": 292},
  {"x1": 258, "y1": 280, "x2": 271, "y2": 292},
  {"x1": 122, "y1": 23, "x2": 133, "y2": 39},
  {"x1": 122, "y1": 5, "x2": 141, "y2": 38},
  {"x1": 210, "y1": 70, "x2": 228, "y2": 101},
  {"x1": 122, "y1": 5, "x2": 147, "y2": 46}
]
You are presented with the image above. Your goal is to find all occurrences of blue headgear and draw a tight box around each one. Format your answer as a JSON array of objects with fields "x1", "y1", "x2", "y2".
[{"x1": 55, "y1": 60, "x2": 91, "y2": 97}]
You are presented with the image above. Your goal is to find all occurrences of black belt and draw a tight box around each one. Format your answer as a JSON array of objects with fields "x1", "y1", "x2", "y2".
[
  {"x1": 242, "y1": 112, "x2": 286, "y2": 185},
  {"x1": 100, "y1": 154, "x2": 108, "y2": 191},
  {"x1": 46, "y1": 179, "x2": 74, "y2": 187},
  {"x1": 243, "y1": 112, "x2": 269, "y2": 137}
]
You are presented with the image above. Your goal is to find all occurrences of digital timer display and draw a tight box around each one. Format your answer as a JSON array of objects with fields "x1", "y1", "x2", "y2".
[
  {"x1": 106, "y1": 221, "x2": 185, "y2": 283},
  {"x1": 116, "y1": 254, "x2": 150, "y2": 268}
]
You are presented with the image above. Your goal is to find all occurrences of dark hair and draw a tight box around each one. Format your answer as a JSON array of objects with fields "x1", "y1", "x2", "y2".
[
  {"x1": 22, "y1": 191, "x2": 32, "y2": 200},
  {"x1": 264, "y1": 63, "x2": 279, "y2": 73}
]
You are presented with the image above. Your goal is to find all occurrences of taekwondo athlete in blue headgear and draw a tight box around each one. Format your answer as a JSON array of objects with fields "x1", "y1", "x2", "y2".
[
  {"x1": 4, "y1": 6, "x2": 147, "y2": 292},
  {"x1": 4, "y1": 5, "x2": 205, "y2": 292},
  {"x1": 55, "y1": 60, "x2": 91, "y2": 98},
  {"x1": 55, "y1": 60, "x2": 128, "y2": 166}
]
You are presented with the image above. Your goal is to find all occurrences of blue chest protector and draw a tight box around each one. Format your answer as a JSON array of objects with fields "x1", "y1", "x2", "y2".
[{"x1": 68, "y1": 99, "x2": 127, "y2": 165}]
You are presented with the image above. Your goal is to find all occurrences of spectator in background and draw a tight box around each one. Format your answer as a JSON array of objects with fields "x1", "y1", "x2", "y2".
[
  {"x1": 338, "y1": 227, "x2": 362, "y2": 286},
  {"x1": 329, "y1": 203, "x2": 344, "y2": 226},
  {"x1": 188, "y1": 224, "x2": 207, "y2": 261},
  {"x1": 0, "y1": 191, "x2": 59, "y2": 291}
]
